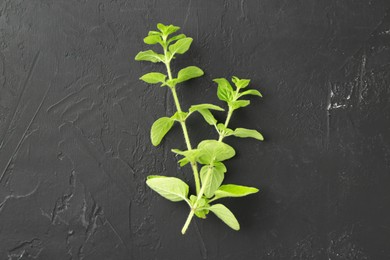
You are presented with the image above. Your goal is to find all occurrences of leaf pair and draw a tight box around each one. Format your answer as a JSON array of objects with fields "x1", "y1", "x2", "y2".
[
  {"x1": 140, "y1": 66, "x2": 203, "y2": 87},
  {"x1": 213, "y1": 77, "x2": 262, "y2": 106},
  {"x1": 146, "y1": 175, "x2": 258, "y2": 231},
  {"x1": 189, "y1": 103, "x2": 224, "y2": 126}
]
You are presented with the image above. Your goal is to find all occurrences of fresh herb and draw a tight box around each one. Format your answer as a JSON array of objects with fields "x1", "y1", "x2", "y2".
[{"x1": 135, "y1": 23, "x2": 264, "y2": 234}]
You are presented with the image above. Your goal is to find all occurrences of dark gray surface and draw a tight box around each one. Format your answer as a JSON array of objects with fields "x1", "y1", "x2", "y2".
[{"x1": 0, "y1": 0, "x2": 390, "y2": 259}]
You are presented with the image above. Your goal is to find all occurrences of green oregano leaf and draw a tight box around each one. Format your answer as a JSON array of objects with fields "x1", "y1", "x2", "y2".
[
  {"x1": 213, "y1": 184, "x2": 259, "y2": 200},
  {"x1": 171, "y1": 111, "x2": 188, "y2": 122},
  {"x1": 217, "y1": 123, "x2": 234, "y2": 136},
  {"x1": 213, "y1": 78, "x2": 234, "y2": 102},
  {"x1": 230, "y1": 100, "x2": 250, "y2": 110},
  {"x1": 135, "y1": 50, "x2": 164, "y2": 63},
  {"x1": 177, "y1": 66, "x2": 204, "y2": 83},
  {"x1": 190, "y1": 195, "x2": 210, "y2": 219},
  {"x1": 232, "y1": 76, "x2": 250, "y2": 89},
  {"x1": 168, "y1": 34, "x2": 186, "y2": 44},
  {"x1": 200, "y1": 165, "x2": 225, "y2": 198},
  {"x1": 233, "y1": 128, "x2": 264, "y2": 141},
  {"x1": 209, "y1": 204, "x2": 240, "y2": 230},
  {"x1": 171, "y1": 148, "x2": 201, "y2": 165},
  {"x1": 197, "y1": 109, "x2": 217, "y2": 126},
  {"x1": 189, "y1": 104, "x2": 224, "y2": 112},
  {"x1": 197, "y1": 140, "x2": 235, "y2": 164},
  {"x1": 143, "y1": 35, "x2": 162, "y2": 45},
  {"x1": 150, "y1": 117, "x2": 175, "y2": 146},
  {"x1": 157, "y1": 23, "x2": 180, "y2": 36},
  {"x1": 146, "y1": 175, "x2": 189, "y2": 202},
  {"x1": 169, "y1": 38, "x2": 193, "y2": 55},
  {"x1": 239, "y1": 89, "x2": 262, "y2": 97},
  {"x1": 140, "y1": 72, "x2": 166, "y2": 84}
]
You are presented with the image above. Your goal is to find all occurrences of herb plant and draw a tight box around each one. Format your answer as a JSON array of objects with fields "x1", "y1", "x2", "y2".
[{"x1": 135, "y1": 23, "x2": 264, "y2": 234}]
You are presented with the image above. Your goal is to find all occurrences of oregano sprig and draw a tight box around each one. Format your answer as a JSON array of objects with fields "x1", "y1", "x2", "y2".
[{"x1": 135, "y1": 23, "x2": 264, "y2": 234}]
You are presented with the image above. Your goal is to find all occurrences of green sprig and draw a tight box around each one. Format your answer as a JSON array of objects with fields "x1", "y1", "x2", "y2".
[{"x1": 135, "y1": 23, "x2": 264, "y2": 234}]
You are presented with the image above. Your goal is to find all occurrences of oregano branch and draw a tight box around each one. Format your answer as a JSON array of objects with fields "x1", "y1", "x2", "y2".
[{"x1": 135, "y1": 23, "x2": 264, "y2": 234}]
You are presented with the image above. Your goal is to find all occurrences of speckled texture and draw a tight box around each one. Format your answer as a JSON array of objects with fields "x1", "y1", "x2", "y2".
[{"x1": 0, "y1": 0, "x2": 389, "y2": 259}]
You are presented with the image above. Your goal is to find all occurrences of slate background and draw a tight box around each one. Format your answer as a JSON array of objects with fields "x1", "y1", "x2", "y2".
[{"x1": 0, "y1": 0, "x2": 390, "y2": 259}]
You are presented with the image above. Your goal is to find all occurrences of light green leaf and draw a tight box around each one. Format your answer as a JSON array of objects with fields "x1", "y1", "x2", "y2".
[
  {"x1": 209, "y1": 204, "x2": 240, "y2": 230},
  {"x1": 166, "y1": 79, "x2": 178, "y2": 88},
  {"x1": 168, "y1": 34, "x2": 186, "y2": 44},
  {"x1": 214, "y1": 184, "x2": 259, "y2": 200},
  {"x1": 146, "y1": 175, "x2": 189, "y2": 202},
  {"x1": 231, "y1": 100, "x2": 250, "y2": 110},
  {"x1": 217, "y1": 123, "x2": 234, "y2": 136},
  {"x1": 239, "y1": 89, "x2": 262, "y2": 97},
  {"x1": 150, "y1": 117, "x2": 175, "y2": 146},
  {"x1": 233, "y1": 128, "x2": 264, "y2": 141},
  {"x1": 171, "y1": 111, "x2": 188, "y2": 122},
  {"x1": 214, "y1": 161, "x2": 227, "y2": 173},
  {"x1": 178, "y1": 157, "x2": 190, "y2": 167},
  {"x1": 189, "y1": 104, "x2": 224, "y2": 113},
  {"x1": 200, "y1": 165, "x2": 224, "y2": 198},
  {"x1": 197, "y1": 109, "x2": 217, "y2": 126},
  {"x1": 171, "y1": 148, "x2": 201, "y2": 164},
  {"x1": 197, "y1": 140, "x2": 235, "y2": 164},
  {"x1": 135, "y1": 50, "x2": 164, "y2": 63},
  {"x1": 177, "y1": 66, "x2": 204, "y2": 83},
  {"x1": 157, "y1": 23, "x2": 180, "y2": 36},
  {"x1": 143, "y1": 35, "x2": 161, "y2": 45},
  {"x1": 190, "y1": 195, "x2": 210, "y2": 219},
  {"x1": 140, "y1": 72, "x2": 166, "y2": 84},
  {"x1": 169, "y1": 38, "x2": 193, "y2": 55},
  {"x1": 232, "y1": 76, "x2": 250, "y2": 89},
  {"x1": 213, "y1": 78, "x2": 234, "y2": 102},
  {"x1": 148, "y1": 30, "x2": 161, "y2": 36}
]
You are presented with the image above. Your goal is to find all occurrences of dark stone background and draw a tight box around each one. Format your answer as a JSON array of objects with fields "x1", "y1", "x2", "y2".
[{"x1": 0, "y1": 0, "x2": 389, "y2": 259}]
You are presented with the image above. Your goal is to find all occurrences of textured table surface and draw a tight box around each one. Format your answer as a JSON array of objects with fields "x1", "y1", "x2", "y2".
[{"x1": 0, "y1": 0, "x2": 390, "y2": 259}]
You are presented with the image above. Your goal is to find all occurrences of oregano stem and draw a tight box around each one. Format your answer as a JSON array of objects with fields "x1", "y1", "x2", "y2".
[
  {"x1": 181, "y1": 210, "x2": 195, "y2": 234},
  {"x1": 218, "y1": 87, "x2": 240, "y2": 142},
  {"x1": 182, "y1": 165, "x2": 213, "y2": 234},
  {"x1": 163, "y1": 44, "x2": 201, "y2": 195}
]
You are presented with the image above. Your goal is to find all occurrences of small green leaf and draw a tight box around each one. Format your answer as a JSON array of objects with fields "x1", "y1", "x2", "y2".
[
  {"x1": 150, "y1": 117, "x2": 175, "y2": 146},
  {"x1": 209, "y1": 204, "x2": 240, "y2": 230},
  {"x1": 135, "y1": 50, "x2": 164, "y2": 63},
  {"x1": 233, "y1": 128, "x2": 264, "y2": 141},
  {"x1": 200, "y1": 165, "x2": 225, "y2": 198},
  {"x1": 171, "y1": 149, "x2": 201, "y2": 164},
  {"x1": 217, "y1": 123, "x2": 234, "y2": 136},
  {"x1": 169, "y1": 38, "x2": 193, "y2": 55},
  {"x1": 232, "y1": 76, "x2": 250, "y2": 89},
  {"x1": 190, "y1": 195, "x2": 210, "y2": 219},
  {"x1": 148, "y1": 30, "x2": 161, "y2": 36},
  {"x1": 177, "y1": 66, "x2": 204, "y2": 83},
  {"x1": 164, "y1": 79, "x2": 178, "y2": 88},
  {"x1": 239, "y1": 89, "x2": 262, "y2": 97},
  {"x1": 231, "y1": 76, "x2": 239, "y2": 84},
  {"x1": 143, "y1": 35, "x2": 162, "y2": 45},
  {"x1": 157, "y1": 23, "x2": 180, "y2": 36},
  {"x1": 214, "y1": 161, "x2": 227, "y2": 173},
  {"x1": 213, "y1": 78, "x2": 234, "y2": 102},
  {"x1": 140, "y1": 72, "x2": 166, "y2": 84},
  {"x1": 146, "y1": 175, "x2": 189, "y2": 202},
  {"x1": 197, "y1": 109, "x2": 217, "y2": 126},
  {"x1": 189, "y1": 104, "x2": 224, "y2": 112},
  {"x1": 178, "y1": 157, "x2": 190, "y2": 166},
  {"x1": 213, "y1": 184, "x2": 259, "y2": 199},
  {"x1": 168, "y1": 34, "x2": 186, "y2": 44},
  {"x1": 197, "y1": 140, "x2": 235, "y2": 164},
  {"x1": 230, "y1": 100, "x2": 250, "y2": 110},
  {"x1": 171, "y1": 111, "x2": 188, "y2": 122}
]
